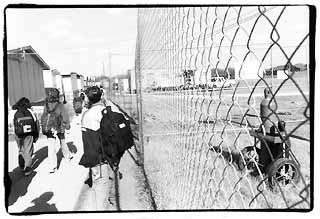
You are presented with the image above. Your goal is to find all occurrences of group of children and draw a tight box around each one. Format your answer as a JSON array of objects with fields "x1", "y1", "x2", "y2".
[
  {"x1": 12, "y1": 88, "x2": 76, "y2": 175},
  {"x1": 12, "y1": 85, "x2": 134, "y2": 209}
]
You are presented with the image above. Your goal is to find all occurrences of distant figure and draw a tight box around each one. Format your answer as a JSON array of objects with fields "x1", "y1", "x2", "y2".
[
  {"x1": 73, "y1": 95, "x2": 84, "y2": 125},
  {"x1": 40, "y1": 88, "x2": 73, "y2": 174},
  {"x1": 80, "y1": 92, "x2": 85, "y2": 102},
  {"x1": 12, "y1": 97, "x2": 40, "y2": 176},
  {"x1": 73, "y1": 96, "x2": 84, "y2": 115}
]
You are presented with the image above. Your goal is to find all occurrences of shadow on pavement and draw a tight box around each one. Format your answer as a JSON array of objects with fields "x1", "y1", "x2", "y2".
[
  {"x1": 23, "y1": 192, "x2": 58, "y2": 213},
  {"x1": 67, "y1": 141, "x2": 78, "y2": 154},
  {"x1": 8, "y1": 146, "x2": 49, "y2": 206},
  {"x1": 56, "y1": 141, "x2": 77, "y2": 169},
  {"x1": 32, "y1": 146, "x2": 48, "y2": 170},
  {"x1": 8, "y1": 171, "x2": 37, "y2": 206},
  {"x1": 56, "y1": 149, "x2": 63, "y2": 170}
]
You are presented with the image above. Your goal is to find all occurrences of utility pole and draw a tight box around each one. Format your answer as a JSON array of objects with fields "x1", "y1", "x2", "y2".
[{"x1": 108, "y1": 52, "x2": 112, "y2": 99}]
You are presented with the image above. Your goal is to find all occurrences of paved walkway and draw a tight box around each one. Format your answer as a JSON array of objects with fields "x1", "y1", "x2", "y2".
[{"x1": 7, "y1": 102, "x2": 149, "y2": 213}]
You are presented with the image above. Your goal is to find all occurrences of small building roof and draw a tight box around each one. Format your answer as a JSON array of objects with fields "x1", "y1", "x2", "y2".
[
  {"x1": 7, "y1": 45, "x2": 50, "y2": 70},
  {"x1": 61, "y1": 72, "x2": 83, "y2": 78}
]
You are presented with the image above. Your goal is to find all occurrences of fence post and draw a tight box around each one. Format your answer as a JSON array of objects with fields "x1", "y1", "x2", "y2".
[{"x1": 136, "y1": 8, "x2": 144, "y2": 166}]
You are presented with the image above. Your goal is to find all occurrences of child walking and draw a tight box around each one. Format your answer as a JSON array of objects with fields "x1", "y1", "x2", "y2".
[{"x1": 12, "y1": 97, "x2": 39, "y2": 176}]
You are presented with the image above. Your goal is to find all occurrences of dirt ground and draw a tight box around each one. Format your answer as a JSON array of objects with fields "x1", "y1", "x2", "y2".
[{"x1": 136, "y1": 87, "x2": 311, "y2": 209}]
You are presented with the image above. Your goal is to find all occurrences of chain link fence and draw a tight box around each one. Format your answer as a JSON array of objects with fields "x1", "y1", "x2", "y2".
[{"x1": 112, "y1": 6, "x2": 312, "y2": 209}]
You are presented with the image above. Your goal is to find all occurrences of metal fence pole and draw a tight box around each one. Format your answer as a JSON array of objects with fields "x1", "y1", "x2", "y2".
[{"x1": 136, "y1": 8, "x2": 144, "y2": 165}]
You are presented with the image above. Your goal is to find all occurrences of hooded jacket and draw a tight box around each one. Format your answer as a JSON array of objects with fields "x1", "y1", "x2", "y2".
[{"x1": 41, "y1": 102, "x2": 70, "y2": 134}]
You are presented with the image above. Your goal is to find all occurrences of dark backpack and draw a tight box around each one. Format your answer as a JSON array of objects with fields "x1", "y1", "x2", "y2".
[
  {"x1": 100, "y1": 106, "x2": 134, "y2": 166},
  {"x1": 14, "y1": 108, "x2": 37, "y2": 138}
]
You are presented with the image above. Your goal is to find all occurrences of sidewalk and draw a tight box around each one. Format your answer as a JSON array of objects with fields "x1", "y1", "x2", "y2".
[{"x1": 7, "y1": 102, "x2": 149, "y2": 213}]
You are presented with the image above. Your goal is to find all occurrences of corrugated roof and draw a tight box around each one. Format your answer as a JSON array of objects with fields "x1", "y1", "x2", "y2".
[{"x1": 7, "y1": 45, "x2": 50, "y2": 70}]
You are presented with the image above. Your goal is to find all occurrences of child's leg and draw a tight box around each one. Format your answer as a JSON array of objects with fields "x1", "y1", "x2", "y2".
[
  {"x1": 58, "y1": 133, "x2": 72, "y2": 159},
  {"x1": 15, "y1": 136, "x2": 24, "y2": 169},
  {"x1": 22, "y1": 135, "x2": 34, "y2": 168},
  {"x1": 47, "y1": 136, "x2": 57, "y2": 171}
]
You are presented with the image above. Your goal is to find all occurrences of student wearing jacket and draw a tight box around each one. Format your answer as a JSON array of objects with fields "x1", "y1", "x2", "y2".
[{"x1": 41, "y1": 89, "x2": 73, "y2": 173}]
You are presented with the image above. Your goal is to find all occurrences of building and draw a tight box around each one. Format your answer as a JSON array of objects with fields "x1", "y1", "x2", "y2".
[
  {"x1": 61, "y1": 72, "x2": 84, "y2": 101},
  {"x1": 43, "y1": 69, "x2": 63, "y2": 92},
  {"x1": 7, "y1": 45, "x2": 50, "y2": 106}
]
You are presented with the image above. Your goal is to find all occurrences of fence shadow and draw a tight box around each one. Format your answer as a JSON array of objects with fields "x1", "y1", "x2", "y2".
[{"x1": 126, "y1": 149, "x2": 157, "y2": 210}]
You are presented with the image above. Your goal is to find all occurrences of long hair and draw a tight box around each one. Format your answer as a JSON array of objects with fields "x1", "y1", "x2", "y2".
[{"x1": 12, "y1": 97, "x2": 31, "y2": 110}]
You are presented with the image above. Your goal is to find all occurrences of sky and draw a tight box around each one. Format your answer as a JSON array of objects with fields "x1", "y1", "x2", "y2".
[
  {"x1": 6, "y1": 8, "x2": 137, "y2": 77},
  {"x1": 5, "y1": 6, "x2": 309, "y2": 78}
]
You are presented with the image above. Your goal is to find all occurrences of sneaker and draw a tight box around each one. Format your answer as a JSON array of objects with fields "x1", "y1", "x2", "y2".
[
  {"x1": 24, "y1": 167, "x2": 32, "y2": 176},
  {"x1": 18, "y1": 154, "x2": 25, "y2": 169}
]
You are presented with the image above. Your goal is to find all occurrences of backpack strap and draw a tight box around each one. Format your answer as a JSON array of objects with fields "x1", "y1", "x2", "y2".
[
  {"x1": 27, "y1": 108, "x2": 37, "y2": 122},
  {"x1": 98, "y1": 132, "x2": 116, "y2": 170}
]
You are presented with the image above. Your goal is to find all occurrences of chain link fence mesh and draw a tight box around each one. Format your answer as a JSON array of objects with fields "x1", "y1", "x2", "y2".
[{"x1": 112, "y1": 6, "x2": 311, "y2": 209}]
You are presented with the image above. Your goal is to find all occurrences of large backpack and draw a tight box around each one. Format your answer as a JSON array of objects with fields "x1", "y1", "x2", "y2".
[
  {"x1": 14, "y1": 108, "x2": 37, "y2": 138},
  {"x1": 99, "y1": 106, "x2": 134, "y2": 166}
]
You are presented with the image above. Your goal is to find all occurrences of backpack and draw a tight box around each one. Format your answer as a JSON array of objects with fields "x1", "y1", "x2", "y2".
[
  {"x1": 14, "y1": 108, "x2": 37, "y2": 138},
  {"x1": 99, "y1": 106, "x2": 134, "y2": 166},
  {"x1": 41, "y1": 102, "x2": 62, "y2": 134}
]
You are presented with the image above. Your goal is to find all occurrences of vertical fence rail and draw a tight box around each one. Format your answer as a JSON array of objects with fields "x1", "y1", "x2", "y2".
[{"x1": 112, "y1": 6, "x2": 312, "y2": 209}]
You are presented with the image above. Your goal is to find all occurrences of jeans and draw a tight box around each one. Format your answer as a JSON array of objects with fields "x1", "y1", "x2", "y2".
[
  {"x1": 90, "y1": 163, "x2": 114, "y2": 210},
  {"x1": 47, "y1": 134, "x2": 72, "y2": 170},
  {"x1": 15, "y1": 135, "x2": 34, "y2": 168}
]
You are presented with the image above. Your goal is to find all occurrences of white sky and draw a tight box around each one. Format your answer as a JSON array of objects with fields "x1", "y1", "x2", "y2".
[
  {"x1": 6, "y1": 8, "x2": 137, "y2": 77},
  {"x1": 1, "y1": 1, "x2": 320, "y2": 219},
  {"x1": 5, "y1": 6, "x2": 309, "y2": 78}
]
